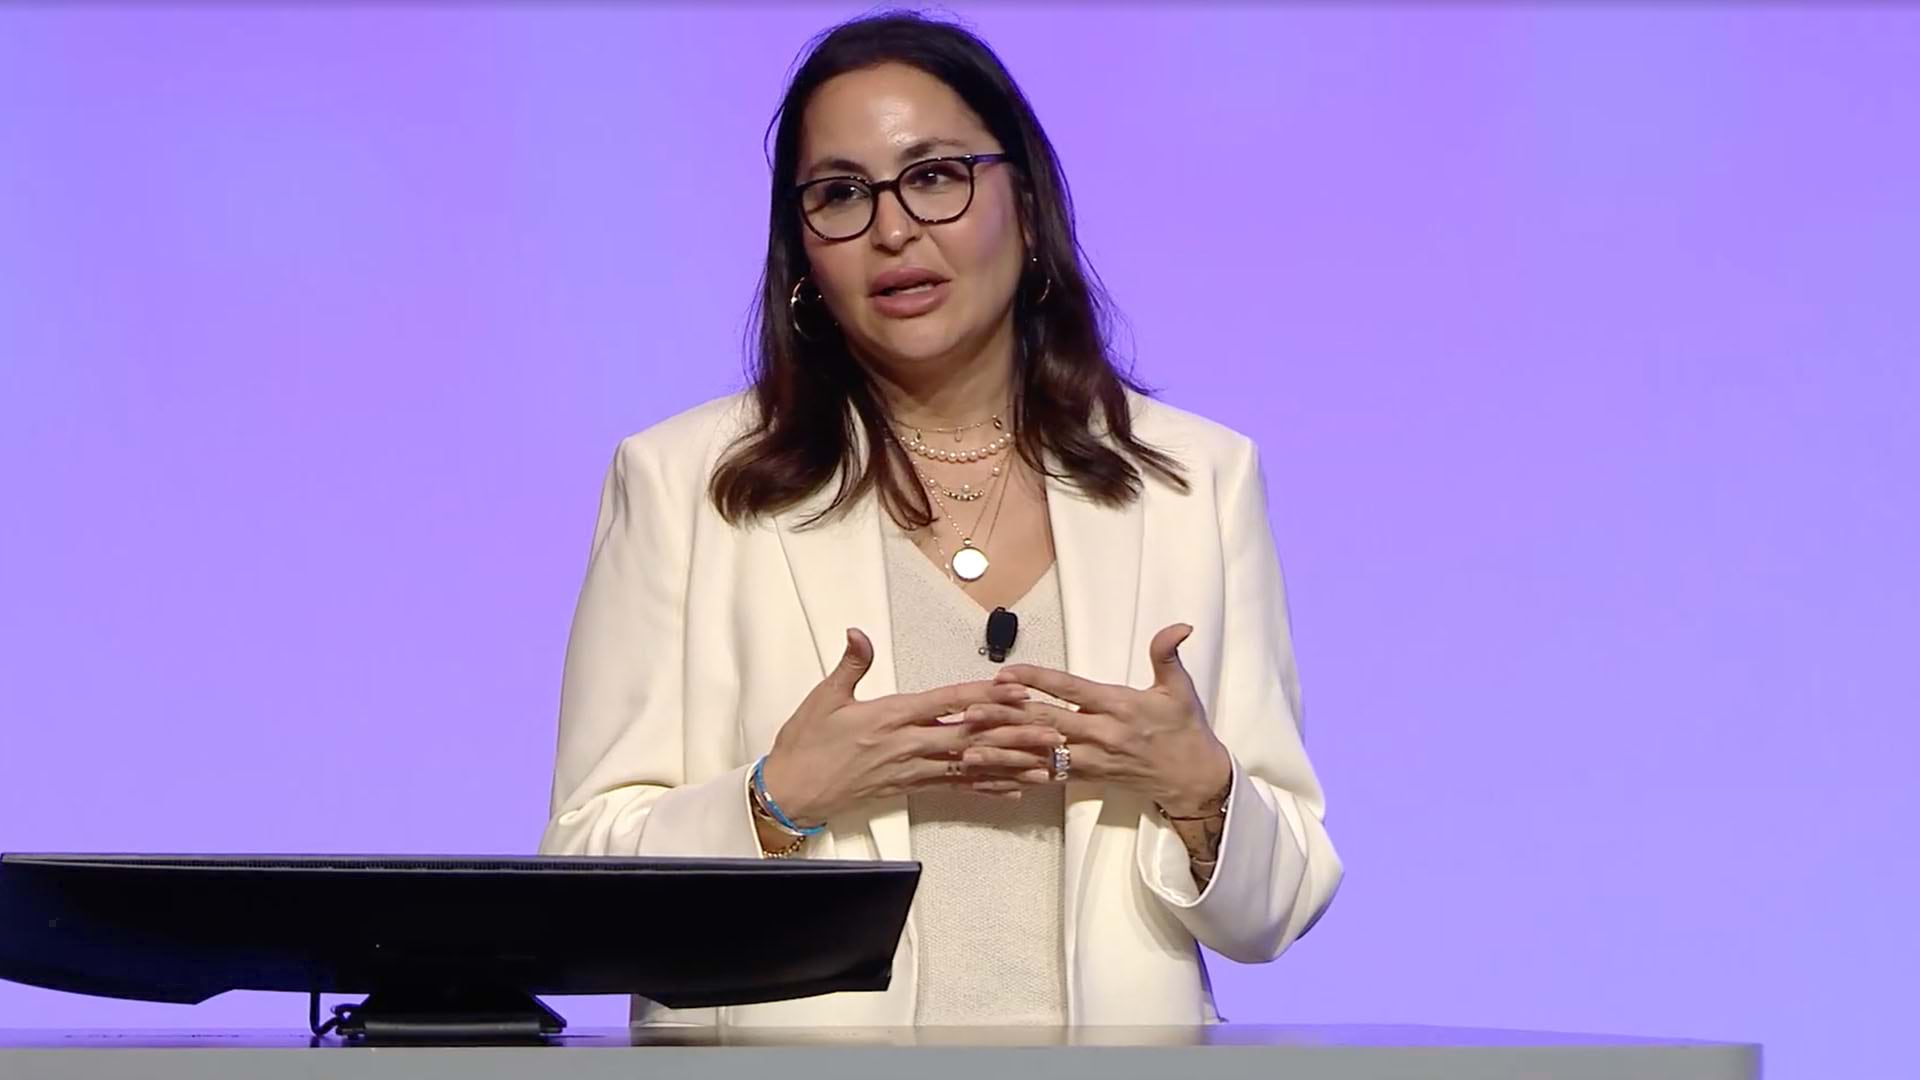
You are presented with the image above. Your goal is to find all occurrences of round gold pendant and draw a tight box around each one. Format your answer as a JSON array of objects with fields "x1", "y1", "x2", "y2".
[{"x1": 950, "y1": 544, "x2": 990, "y2": 582}]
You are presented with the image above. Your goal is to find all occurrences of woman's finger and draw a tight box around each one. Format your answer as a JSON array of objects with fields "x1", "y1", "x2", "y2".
[
  {"x1": 961, "y1": 700, "x2": 1127, "y2": 740},
  {"x1": 961, "y1": 746, "x2": 1051, "y2": 772},
  {"x1": 968, "y1": 723, "x2": 1067, "y2": 752},
  {"x1": 993, "y1": 664, "x2": 1124, "y2": 712},
  {"x1": 897, "y1": 724, "x2": 976, "y2": 761},
  {"x1": 967, "y1": 779, "x2": 1024, "y2": 793},
  {"x1": 1022, "y1": 700, "x2": 1130, "y2": 749},
  {"x1": 972, "y1": 767, "x2": 1056, "y2": 786},
  {"x1": 893, "y1": 754, "x2": 979, "y2": 789},
  {"x1": 886, "y1": 680, "x2": 1030, "y2": 727},
  {"x1": 959, "y1": 702, "x2": 1039, "y2": 729}
]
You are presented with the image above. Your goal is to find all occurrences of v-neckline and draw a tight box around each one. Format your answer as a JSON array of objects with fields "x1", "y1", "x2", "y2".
[{"x1": 885, "y1": 523, "x2": 1058, "y2": 620}]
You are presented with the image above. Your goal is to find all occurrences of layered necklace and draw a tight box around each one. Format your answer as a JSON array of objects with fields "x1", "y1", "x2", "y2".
[
  {"x1": 894, "y1": 415, "x2": 1013, "y2": 500},
  {"x1": 890, "y1": 410, "x2": 1014, "y2": 583}
]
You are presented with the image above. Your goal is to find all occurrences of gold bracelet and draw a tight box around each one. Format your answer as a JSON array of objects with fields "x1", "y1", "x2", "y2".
[{"x1": 761, "y1": 833, "x2": 805, "y2": 859}]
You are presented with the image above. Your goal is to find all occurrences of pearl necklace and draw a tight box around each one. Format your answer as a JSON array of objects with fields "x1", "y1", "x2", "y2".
[
  {"x1": 893, "y1": 432, "x2": 1007, "y2": 502},
  {"x1": 896, "y1": 415, "x2": 1012, "y2": 464}
]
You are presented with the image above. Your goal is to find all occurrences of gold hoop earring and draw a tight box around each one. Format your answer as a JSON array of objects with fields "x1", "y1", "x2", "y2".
[
  {"x1": 789, "y1": 276, "x2": 826, "y2": 342},
  {"x1": 1027, "y1": 256, "x2": 1053, "y2": 306}
]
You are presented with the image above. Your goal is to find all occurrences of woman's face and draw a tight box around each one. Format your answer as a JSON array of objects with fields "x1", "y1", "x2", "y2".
[{"x1": 795, "y1": 62, "x2": 1028, "y2": 382}]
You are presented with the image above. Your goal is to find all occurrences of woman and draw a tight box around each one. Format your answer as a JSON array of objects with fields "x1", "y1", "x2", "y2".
[{"x1": 538, "y1": 12, "x2": 1341, "y2": 1027}]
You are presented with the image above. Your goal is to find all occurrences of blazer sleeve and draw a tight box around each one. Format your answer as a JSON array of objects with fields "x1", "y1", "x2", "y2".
[
  {"x1": 1132, "y1": 436, "x2": 1343, "y2": 962},
  {"x1": 536, "y1": 436, "x2": 768, "y2": 860}
]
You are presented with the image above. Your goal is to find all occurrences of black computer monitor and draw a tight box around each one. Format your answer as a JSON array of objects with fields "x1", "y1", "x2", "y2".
[{"x1": 0, "y1": 853, "x2": 919, "y2": 1039}]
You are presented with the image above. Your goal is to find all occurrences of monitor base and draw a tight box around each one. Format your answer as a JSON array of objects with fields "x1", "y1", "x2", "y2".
[{"x1": 310, "y1": 985, "x2": 567, "y2": 1042}]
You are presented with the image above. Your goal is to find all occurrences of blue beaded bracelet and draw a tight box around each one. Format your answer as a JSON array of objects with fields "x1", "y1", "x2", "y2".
[{"x1": 752, "y1": 755, "x2": 825, "y2": 837}]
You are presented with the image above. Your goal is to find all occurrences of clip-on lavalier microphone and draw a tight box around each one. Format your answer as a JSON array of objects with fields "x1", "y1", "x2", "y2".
[{"x1": 984, "y1": 606, "x2": 1019, "y2": 663}]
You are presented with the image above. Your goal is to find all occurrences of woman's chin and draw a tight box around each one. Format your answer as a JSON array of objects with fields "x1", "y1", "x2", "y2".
[{"x1": 859, "y1": 321, "x2": 968, "y2": 370}]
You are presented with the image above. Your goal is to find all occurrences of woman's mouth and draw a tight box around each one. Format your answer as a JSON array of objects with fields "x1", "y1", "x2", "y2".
[{"x1": 870, "y1": 279, "x2": 950, "y2": 318}]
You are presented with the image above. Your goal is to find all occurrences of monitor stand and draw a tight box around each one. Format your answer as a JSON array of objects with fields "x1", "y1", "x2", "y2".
[{"x1": 310, "y1": 984, "x2": 567, "y2": 1042}]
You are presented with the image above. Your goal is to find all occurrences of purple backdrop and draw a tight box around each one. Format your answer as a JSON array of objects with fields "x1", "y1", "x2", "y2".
[{"x1": 1, "y1": 5, "x2": 1914, "y2": 1077}]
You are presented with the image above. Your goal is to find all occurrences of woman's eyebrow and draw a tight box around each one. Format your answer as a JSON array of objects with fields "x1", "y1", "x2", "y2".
[{"x1": 803, "y1": 136, "x2": 973, "y2": 180}]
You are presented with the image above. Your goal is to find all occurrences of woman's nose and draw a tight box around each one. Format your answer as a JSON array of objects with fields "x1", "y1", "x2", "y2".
[{"x1": 869, "y1": 189, "x2": 920, "y2": 250}]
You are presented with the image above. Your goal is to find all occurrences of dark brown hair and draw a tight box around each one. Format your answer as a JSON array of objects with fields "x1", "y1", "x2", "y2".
[{"x1": 710, "y1": 10, "x2": 1186, "y2": 528}]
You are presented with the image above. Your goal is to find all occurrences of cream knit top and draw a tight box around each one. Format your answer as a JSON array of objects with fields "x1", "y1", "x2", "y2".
[{"x1": 881, "y1": 520, "x2": 1069, "y2": 1026}]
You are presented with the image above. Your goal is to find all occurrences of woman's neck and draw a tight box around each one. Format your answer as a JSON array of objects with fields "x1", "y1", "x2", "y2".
[{"x1": 863, "y1": 323, "x2": 1017, "y2": 429}]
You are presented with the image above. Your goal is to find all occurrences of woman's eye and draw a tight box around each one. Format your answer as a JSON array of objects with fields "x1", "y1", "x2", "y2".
[
  {"x1": 908, "y1": 165, "x2": 964, "y2": 188},
  {"x1": 821, "y1": 182, "x2": 867, "y2": 205}
]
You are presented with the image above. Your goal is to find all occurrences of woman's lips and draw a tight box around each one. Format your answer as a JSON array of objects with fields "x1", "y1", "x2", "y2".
[{"x1": 870, "y1": 280, "x2": 950, "y2": 318}]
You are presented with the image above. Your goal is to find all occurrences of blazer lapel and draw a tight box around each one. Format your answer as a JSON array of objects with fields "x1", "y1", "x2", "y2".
[
  {"x1": 1044, "y1": 463, "x2": 1144, "y2": 981},
  {"x1": 773, "y1": 485, "x2": 899, "y2": 699},
  {"x1": 770, "y1": 458, "x2": 910, "y2": 872}
]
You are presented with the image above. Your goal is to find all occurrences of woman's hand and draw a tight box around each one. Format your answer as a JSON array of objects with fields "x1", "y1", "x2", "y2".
[
  {"x1": 758, "y1": 628, "x2": 1041, "y2": 826},
  {"x1": 968, "y1": 623, "x2": 1232, "y2": 814}
]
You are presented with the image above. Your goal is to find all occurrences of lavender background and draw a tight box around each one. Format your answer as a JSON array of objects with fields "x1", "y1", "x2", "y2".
[{"x1": 1, "y1": 4, "x2": 1914, "y2": 1077}]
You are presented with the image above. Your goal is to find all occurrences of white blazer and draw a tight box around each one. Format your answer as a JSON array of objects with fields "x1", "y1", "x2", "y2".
[{"x1": 537, "y1": 389, "x2": 1342, "y2": 1026}]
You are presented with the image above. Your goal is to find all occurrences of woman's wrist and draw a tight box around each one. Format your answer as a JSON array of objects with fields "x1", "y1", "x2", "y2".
[
  {"x1": 753, "y1": 816, "x2": 805, "y2": 857},
  {"x1": 752, "y1": 754, "x2": 827, "y2": 836},
  {"x1": 1155, "y1": 741, "x2": 1233, "y2": 818},
  {"x1": 1152, "y1": 742, "x2": 1231, "y2": 873},
  {"x1": 756, "y1": 750, "x2": 824, "y2": 828},
  {"x1": 746, "y1": 768, "x2": 807, "y2": 857}
]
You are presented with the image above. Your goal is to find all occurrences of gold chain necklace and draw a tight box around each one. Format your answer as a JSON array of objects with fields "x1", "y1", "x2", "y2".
[
  {"x1": 912, "y1": 414, "x2": 998, "y2": 440},
  {"x1": 923, "y1": 457, "x2": 1013, "y2": 582}
]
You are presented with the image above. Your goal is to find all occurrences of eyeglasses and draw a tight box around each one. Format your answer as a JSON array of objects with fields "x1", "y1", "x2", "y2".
[{"x1": 793, "y1": 153, "x2": 1011, "y2": 242}]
